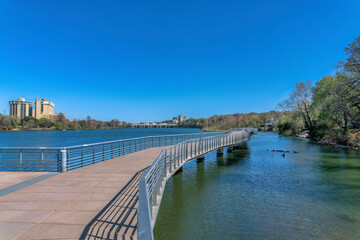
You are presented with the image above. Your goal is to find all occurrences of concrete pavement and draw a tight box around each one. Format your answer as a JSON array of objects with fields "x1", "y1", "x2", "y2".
[{"x1": 0, "y1": 147, "x2": 165, "y2": 240}]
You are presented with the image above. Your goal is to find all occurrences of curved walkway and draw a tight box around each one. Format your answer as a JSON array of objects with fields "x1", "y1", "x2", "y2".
[{"x1": 0, "y1": 147, "x2": 165, "y2": 240}]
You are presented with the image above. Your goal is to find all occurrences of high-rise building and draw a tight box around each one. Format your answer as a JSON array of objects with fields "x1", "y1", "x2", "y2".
[
  {"x1": 178, "y1": 114, "x2": 186, "y2": 122},
  {"x1": 172, "y1": 117, "x2": 179, "y2": 124},
  {"x1": 9, "y1": 98, "x2": 33, "y2": 119},
  {"x1": 35, "y1": 99, "x2": 62, "y2": 121}
]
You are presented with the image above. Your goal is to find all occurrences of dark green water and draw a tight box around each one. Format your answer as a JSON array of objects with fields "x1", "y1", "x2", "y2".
[{"x1": 154, "y1": 132, "x2": 360, "y2": 240}]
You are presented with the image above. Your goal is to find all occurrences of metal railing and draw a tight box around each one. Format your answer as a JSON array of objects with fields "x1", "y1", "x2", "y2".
[
  {"x1": 138, "y1": 128, "x2": 253, "y2": 240},
  {"x1": 0, "y1": 130, "x2": 228, "y2": 172}
]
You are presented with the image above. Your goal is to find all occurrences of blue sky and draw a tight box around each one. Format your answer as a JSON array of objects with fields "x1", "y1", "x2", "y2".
[{"x1": 1, "y1": 0, "x2": 360, "y2": 122}]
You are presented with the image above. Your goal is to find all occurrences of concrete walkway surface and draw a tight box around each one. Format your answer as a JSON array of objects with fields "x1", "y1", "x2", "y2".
[
  {"x1": 0, "y1": 173, "x2": 47, "y2": 190},
  {"x1": 0, "y1": 147, "x2": 165, "y2": 240}
]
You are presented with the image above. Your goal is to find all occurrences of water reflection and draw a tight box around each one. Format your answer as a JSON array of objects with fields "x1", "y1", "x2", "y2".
[{"x1": 154, "y1": 132, "x2": 360, "y2": 240}]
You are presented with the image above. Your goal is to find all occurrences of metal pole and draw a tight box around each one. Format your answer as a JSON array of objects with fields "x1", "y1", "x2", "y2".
[
  {"x1": 93, "y1": 146, "x2": 95, "y2": 164},
  {"x1": 165, "y1": 150, "x2": 169, "y2": 176},
  {"x1": 81, "y1": 147, "x2": 84, "y2": 167},
  {"x1": 19, "y1": 149, "x2": 22, "y2": 171},
  {"x1": 61, "y1": 149, "x2": 67, "y2": 173},
  {"x1": 111, "y1": 143, "x2": 113, "y2": 158},
  {"x1": 195, "y1": 140, "x2": 197, "y2": 156},
  {"x1": 169, "y1": 148, "x2": 173, "y2": 173},
  {"x1": 102, "y1": 144, "x2": 105, "y2": 161},
  {"x1": 41, "y1": 149, "x2": 44, "y2": 171}
]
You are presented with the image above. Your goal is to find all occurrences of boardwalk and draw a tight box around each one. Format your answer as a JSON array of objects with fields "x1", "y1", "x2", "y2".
[
  {"x1": 0, "y1": 129, "x2": 254, "y2": 240},
  {"x1": 0, "y1": 147, "x2": 165, "y2": 240}
]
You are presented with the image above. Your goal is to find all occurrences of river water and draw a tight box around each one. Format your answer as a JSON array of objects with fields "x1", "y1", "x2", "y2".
[
  {"x1": 0, "y1": 128, "x2": 200, "y2": 147},
  {"x1": 154, "y1": 132, "x2": 360, "y2": 240}
]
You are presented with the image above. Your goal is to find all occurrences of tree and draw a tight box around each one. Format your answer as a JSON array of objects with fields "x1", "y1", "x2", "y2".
[
  {"x1": 259, "y1": 112, "x2": 271, "y2": 130},
  {"x1": 57, "y1": 113, "x2": 67, "y2": 129},
  {"x1": 337, "y1": 36, "x2": 360, "y2": 112},
  {"x1": 66, "y1": 121, "x2": 78, "y2": 130},
  {"x1": 55, "y1": 122, "x2": 62, "y2": 130},
  {"x1": 277, "y1": 111, "x2": 304, "y2": 135},
  {"x1": 279, "y1": 80, "x2": 313, "y2": 129},
  {"x1": 38, "y1": 118, "x2": 54, "y2": 128},
  {"x1": 0, "y1": 114, "x2": 12, "y2": 130},
  {"x1": 248, "y1": 115, "x2": 261, "y2": 128}
]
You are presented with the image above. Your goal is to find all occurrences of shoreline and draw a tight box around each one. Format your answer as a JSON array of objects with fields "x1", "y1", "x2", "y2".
[
  {"x1": 312, "y1": 139, "x2": 360, "y2": 152},
  {"x1": 0, "y1": 126, "x2": 194, "y2": 132},
  {"x1": 0, "y1": 127, "x2": 131, "y2": 132},
  {"x1": 279, "y1": 132, "x2": 360, "y2": 152}
]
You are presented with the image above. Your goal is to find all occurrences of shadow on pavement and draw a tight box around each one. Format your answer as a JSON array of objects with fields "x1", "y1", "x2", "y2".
[{"x1": 80, "y1": 168, "x2": 148, "y2": 240}]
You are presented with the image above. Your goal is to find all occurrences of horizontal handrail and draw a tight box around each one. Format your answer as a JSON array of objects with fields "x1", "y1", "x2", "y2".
[
  {"x1": 0, "y1": 129, "x2": 239, "y2": 172},
  {"x1": 138, "y1": 128, "x2": 256, "y2": 240}
]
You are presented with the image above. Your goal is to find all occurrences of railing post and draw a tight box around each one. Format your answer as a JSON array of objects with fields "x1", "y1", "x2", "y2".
[
  {"x1": 165, "y1": 150, "x2": 169, "y2": 177},
  {"x1": 169, "y1": 148, "x2": 173, "y2": 173},
  {"x1": 195, "y1": 140, "x2": 197, "y2": 156},
  {"x1": 41, "y1": 149, "x2": 44, "y2": 171},
  {"x1": 163, "y1": 153, "x2": 167, "y2": 180},
  {"x1": 93, "y1": 146, "x2": 95, "y2": 164},
  {"x1": 81, "y1": 147, "x2": 84, "y2": 167},
  {"x1": 205, "y1": 138, "x2": 208, "y2": 153},
  {"x1": 102, "y1": 144, "x2": 105, "y2": 161},
  {"x1": 111, "y1": 143, "x2": 114, "y2": 158},
  {"x1": 192, "y1": 141, "x2": 194, "y2": 157},
  {"x1": 118, "y1": 142, "x2": 121, "y2": 157},
  {"x1": 19, "y1": 149, "x2": 22, "y2": 171},
  {"x1": 175, "y1": 145, "x2": 179, "y2": 168},
  {"x1": 181, "y1": 143, "x2": 184, "y2": 163},
  {"x1": 61, "y1": 149, "x2": 67, "y2": 173}
]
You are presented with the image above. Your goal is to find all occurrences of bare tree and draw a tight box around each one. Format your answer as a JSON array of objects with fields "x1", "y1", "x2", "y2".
[{"x1": 279, "y1": 80, "x2": 313, "y2": 129}]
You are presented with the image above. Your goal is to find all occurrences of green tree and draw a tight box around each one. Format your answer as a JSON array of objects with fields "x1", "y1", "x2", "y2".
[
  {"x1": 337, "y1": 36, "x2": 360, "y2": 112},
  {"x1": 66, "y1": 121, "x2": 78, "y2": 130},
  {"x1": 55, "y1": 122, "x2": 62, "y2": 130}
]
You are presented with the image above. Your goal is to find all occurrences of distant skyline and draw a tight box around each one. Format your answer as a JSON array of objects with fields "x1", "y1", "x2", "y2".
[{"x1": 1, "y1": 0, "x2": 360, "y2": 122}]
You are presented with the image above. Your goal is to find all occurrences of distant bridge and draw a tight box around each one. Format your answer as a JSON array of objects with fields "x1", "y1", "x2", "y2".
[
  {"x1": 0, "y1": 128, "x2": 257, "y2": 239},
  {"x1": 132, "y1": 123, "x2": 178, "y2": 128}
]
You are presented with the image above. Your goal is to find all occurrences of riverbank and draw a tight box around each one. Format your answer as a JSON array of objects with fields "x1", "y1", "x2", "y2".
[
  {"x1": 154, "y1": 132, "x2": 360, "y2": 240},
  {"x1": 0, "y1": 126, "x2": 133, "y2": 132},
  {"x1": 279, "y1": 131, "x2": 360, "y2": 152},
  {"x1": 315, "y1": 139, "x2": 360, "y2": 152}
]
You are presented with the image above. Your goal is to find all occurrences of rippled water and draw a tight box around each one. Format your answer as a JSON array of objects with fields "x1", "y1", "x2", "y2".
[
  {"x1": 154, "y1": 132, "x2": 360, "y2": 240},
  {"x1": 0, "y1": 128, "x2": 200, "y2": 147}
]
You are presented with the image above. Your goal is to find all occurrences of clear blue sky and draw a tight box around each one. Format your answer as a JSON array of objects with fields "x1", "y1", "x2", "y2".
[{"x1": 1, "y1": 0, "x2": 359, "y2": 122}]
